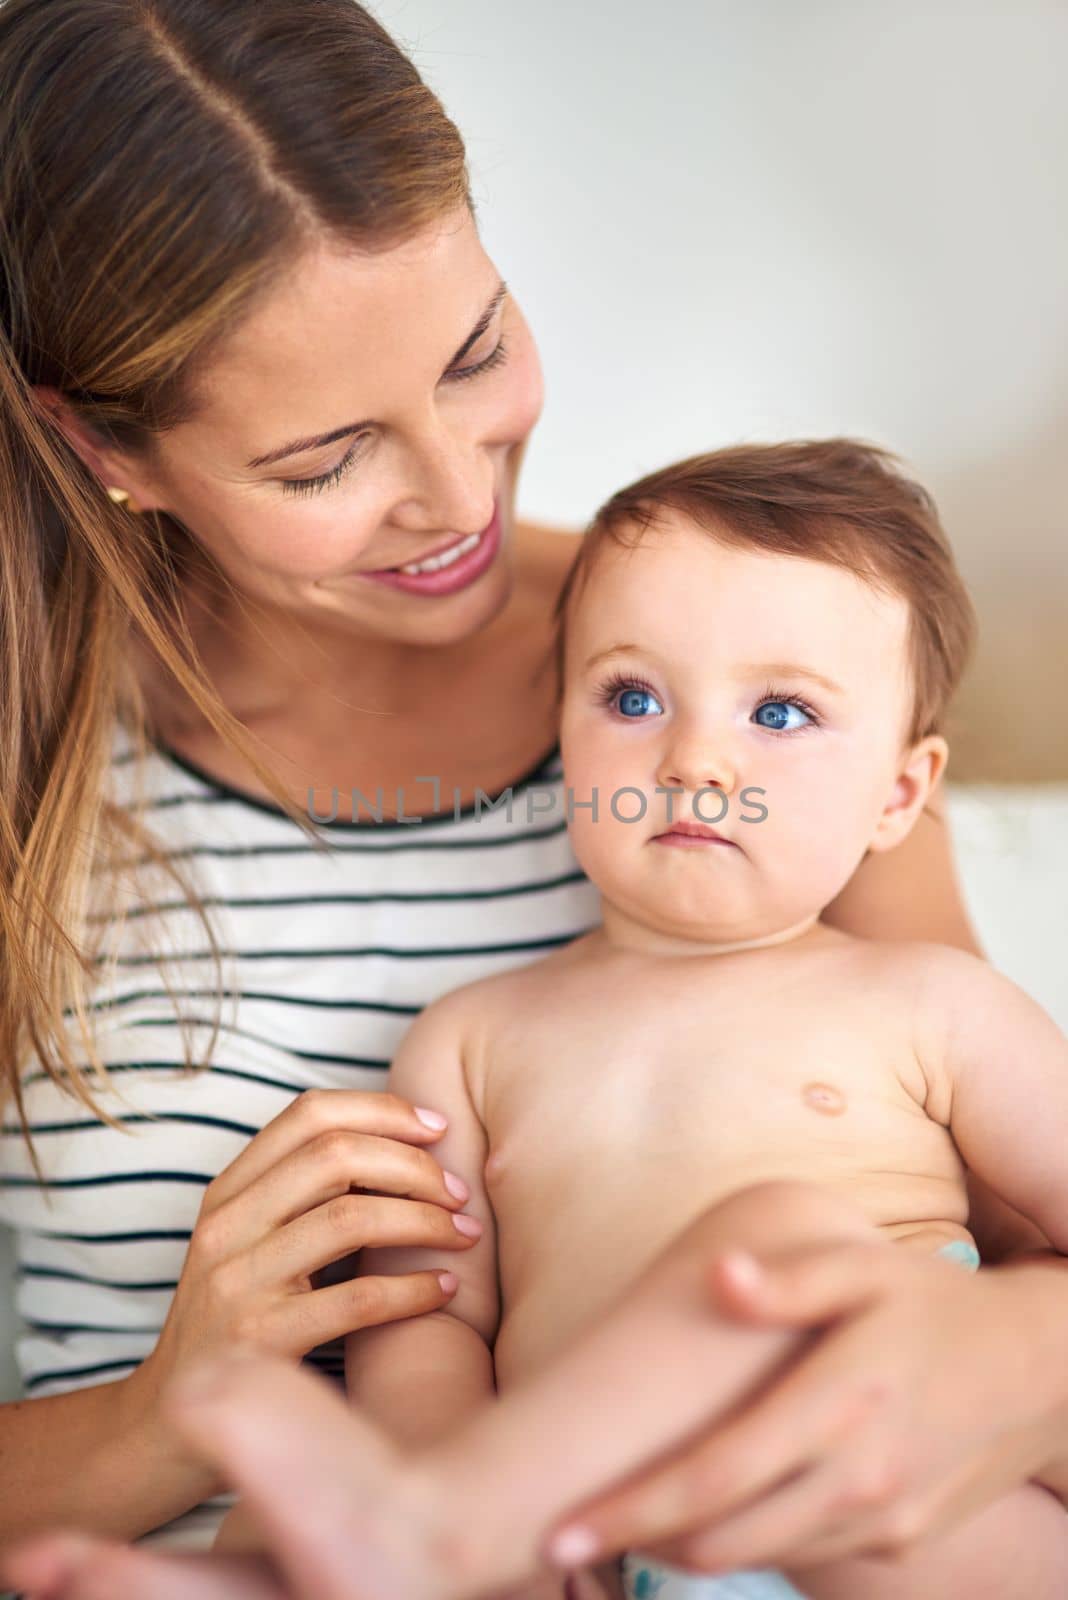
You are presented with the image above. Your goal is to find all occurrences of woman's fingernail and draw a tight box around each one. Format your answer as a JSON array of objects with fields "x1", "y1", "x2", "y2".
[
  {"x1": 452, "y1": 1213, "x2": 483, "y2": 1239},
  {"x1": 443, "y1": 1169, "x2": 469, "y2": 1202},
  {"x1": 437, "y1": 1272, "x2": 459, "y2": 1294},
  {"x1": 415, "y1": 1106, "x2": 448, "y2": 1130},
  {"x1": 547, "y1": 1526, "x2": 601, "y2": 1567}
]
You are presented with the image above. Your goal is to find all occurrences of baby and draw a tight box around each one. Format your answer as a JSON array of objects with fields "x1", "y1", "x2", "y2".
[{"x1": 231, "y1": 441, "x2": 1068, "y2": 1598}]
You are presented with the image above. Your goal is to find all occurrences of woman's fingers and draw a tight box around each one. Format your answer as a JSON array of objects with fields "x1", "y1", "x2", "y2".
[
  {"x1": 263, "y1": 1268, "x2": 458, "y2": 1350},
  {"x1": 545, "y1": 1326, "x2": 882, "y2": 1566},
  {"x1": 208, "y1": 1127, "x2": 468, "y2": 1251},
  {"x1": 204, "y1": 1090, "x2": 448, "y2": 1211},
  {"x1": 709, "y1": 1242, "x2": 893, "y2": 1328},
  {"x1": 2, "y1": 1536, "x2": 287, "y2": 1600},
  {"x1": 773, "y1": 1439, "x2": 1019, "y2": 1571},
  {"x1": 646, "y1": 1457, "x2": 857, "y2": 1576},
  {"x1": 256, "y1": 1190, "x2": 481, "y2": 1285}
]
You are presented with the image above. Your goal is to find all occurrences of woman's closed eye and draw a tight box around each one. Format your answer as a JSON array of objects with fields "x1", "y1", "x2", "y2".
[{"x1": 278, "y1": 335, "x2": 511, "y2": 498}]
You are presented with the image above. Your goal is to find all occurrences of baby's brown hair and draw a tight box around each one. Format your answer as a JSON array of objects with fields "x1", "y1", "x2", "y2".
[{"x1": 553, "y1": 438, "x2": 976, "y2": 746}]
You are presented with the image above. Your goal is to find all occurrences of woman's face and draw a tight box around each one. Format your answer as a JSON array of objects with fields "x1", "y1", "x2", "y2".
[{"x1": 93, "y1": 205, "x2": 543, "y2": 651}]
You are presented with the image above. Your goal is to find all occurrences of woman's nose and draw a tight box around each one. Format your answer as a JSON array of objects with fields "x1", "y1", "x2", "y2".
[{"x1": 402, "y1": 418, "x2": 496, "y2": 535}]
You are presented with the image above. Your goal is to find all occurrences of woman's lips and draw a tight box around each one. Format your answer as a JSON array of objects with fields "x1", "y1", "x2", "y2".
[{"x1": 361, "y1": 503, "x2": 501, "y2": 598}]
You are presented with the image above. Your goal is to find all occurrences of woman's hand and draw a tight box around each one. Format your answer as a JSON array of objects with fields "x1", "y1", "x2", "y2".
[
  {"x1": 545, "y1": 1242, "x2": 1068, "y2": 1577},
  {"x1": 139, "y1": 1089, "x2": 478, "y2": 1402}
]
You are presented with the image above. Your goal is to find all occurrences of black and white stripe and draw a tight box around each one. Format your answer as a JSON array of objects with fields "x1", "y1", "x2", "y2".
[{"x1": 0, "y1": 723, "x2": 600, "y2": 1544}]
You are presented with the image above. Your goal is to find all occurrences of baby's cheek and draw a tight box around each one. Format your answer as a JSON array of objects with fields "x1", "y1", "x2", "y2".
[{"x1": 742, "y1": 780, "x2": 852, "y2": 911}]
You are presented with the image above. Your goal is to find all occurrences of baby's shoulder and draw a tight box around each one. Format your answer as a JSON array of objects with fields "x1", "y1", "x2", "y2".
[
  {"x1": 848, "y1": 940, "x2": 1021, "y2": 1076},
  {"x1": 841, "y1": 933, "x2": 987, "y2": 999},
  {"x1": 418, "y1": 940, "x2": 579, "y2": 1036},
  {"x1": 831, "y1": 937, "x2": 1001, "y2": 1059}
]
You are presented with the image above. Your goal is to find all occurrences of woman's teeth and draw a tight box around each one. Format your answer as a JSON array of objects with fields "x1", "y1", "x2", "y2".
[{"x1": 398, "y1": 529, "x2": 482, "y2": 575}]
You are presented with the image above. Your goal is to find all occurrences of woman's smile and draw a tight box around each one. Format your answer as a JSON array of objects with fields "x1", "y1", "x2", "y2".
[{"x1": 360, "y1": 499, "x2": 502, "y2": 596}]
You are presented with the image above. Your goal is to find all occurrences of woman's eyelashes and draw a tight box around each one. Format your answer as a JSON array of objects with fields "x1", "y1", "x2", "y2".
[
  {"x1": 445, "y1": 333, "x2": 510, "y2": 385},
  {"x1": 595, "y1": 673, "x2": 820, "y2": 732},
  {"x1": 278, "y1": 335, "x2": 511, "y2": 498},
  {"x1": 280, "y1": 437, "x2": 366, "y2": 498}
]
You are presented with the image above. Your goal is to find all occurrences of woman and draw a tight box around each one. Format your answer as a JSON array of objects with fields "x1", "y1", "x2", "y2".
[{"x1": 2, "y1": 1, "x2": 1067, "y2": 1596}]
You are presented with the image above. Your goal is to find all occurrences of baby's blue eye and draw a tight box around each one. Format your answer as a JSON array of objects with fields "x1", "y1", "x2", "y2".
[
  {"x1": 754, "y1": 699, "x2": 810, "y2": 732},
  {"x1": 617, "y1": 687, "x2": 663, "y2": 718}
]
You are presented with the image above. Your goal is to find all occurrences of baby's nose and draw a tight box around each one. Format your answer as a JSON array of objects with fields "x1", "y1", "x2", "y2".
[{"x1": 657, "y1": 739, "x2": 736, "y2": 796}]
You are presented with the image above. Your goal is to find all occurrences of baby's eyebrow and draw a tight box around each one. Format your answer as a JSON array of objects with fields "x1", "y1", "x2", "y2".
[
  {"x1": 582, "y1": 646, "x2": 845, "y2": 699},
  {"x1": 740, "y1": 661, "x2": 846, "y2": 696},
  {"x1": 582, "y1": 642, "x2": 648, "y2": 672}
]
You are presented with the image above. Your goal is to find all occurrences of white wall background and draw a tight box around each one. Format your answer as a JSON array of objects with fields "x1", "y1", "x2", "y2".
[{"x1": 370, "y1": 0, "x2": 1068, "y2": 779}]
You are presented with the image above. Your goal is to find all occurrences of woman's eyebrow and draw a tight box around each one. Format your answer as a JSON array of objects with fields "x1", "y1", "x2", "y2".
[{"x1": 245, "y1": 279, "x2": 509, "y2": 470}]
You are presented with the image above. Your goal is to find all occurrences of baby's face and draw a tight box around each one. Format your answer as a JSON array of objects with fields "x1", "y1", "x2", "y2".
[{"x1": 560, "y1": 510, "x2": 922, "y2": 948}]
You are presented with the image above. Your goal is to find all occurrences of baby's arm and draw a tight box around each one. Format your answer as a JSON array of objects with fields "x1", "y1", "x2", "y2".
[
  {"x1": 345, "y1": 988, "x2": 502, "y2": 1447},
  {"x1": 918, "y1": 947, "x2": 1068, "y2": 1253},
  {"x1": 214, "y1": 994, "x2": 500, "y2": 1554}
]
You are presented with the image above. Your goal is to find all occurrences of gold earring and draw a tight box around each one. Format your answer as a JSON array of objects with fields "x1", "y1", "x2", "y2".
[{"x1": 106, "y1": 486, "x2": 144, "y2": 513}]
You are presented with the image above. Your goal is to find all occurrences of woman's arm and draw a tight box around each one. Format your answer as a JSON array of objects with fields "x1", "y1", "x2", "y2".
[
  {"x1": 0, "y1": 1088, "x2": 474, "y2": 1557},
  {"x1": 822, "y1": 779, "x2": 982, "y2": 952},
  {"x1": 0, "y1": 1363, "x2": 221, "y2": 1549}
]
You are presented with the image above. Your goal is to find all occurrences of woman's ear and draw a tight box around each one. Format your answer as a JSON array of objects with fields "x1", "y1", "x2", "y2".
[
  {"x1": 30, "y1": 383, "x2": 162, "y2": 509},
  {"x1": 866, "y1": 733, "x2": 949, "y2": 855},
  {"x1": 31, "y1": 384, "x2": 114, "y2": 480}
]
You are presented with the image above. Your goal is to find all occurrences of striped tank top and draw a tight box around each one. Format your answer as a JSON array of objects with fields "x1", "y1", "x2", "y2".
[{"x1": 0, "y1": 721, "x2": 602, "y2": 1547}]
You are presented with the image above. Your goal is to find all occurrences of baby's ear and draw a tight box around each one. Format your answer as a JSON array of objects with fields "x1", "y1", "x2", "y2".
[{"x1": 867, "y1": 734, "x2": 949, "y2": 854}]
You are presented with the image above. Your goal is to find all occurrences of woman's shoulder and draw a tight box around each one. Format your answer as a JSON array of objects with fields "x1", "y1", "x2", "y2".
[{"x1": 514, "y1": 517, "x2": 582, "y2": 597}]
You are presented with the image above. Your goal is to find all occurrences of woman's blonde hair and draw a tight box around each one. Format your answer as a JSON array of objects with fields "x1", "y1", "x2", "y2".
[{"x1": 0, "y1": 0, "x2": 470, "y2": 1175}]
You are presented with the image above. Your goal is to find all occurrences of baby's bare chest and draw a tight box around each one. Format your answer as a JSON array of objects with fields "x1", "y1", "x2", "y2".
[
  {"x1": 478, "y1": 970, "x2": 965, "y2": 1345},
  {"x1": 484, "y1": 984, "x2": 930, "y2": 1177}
]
